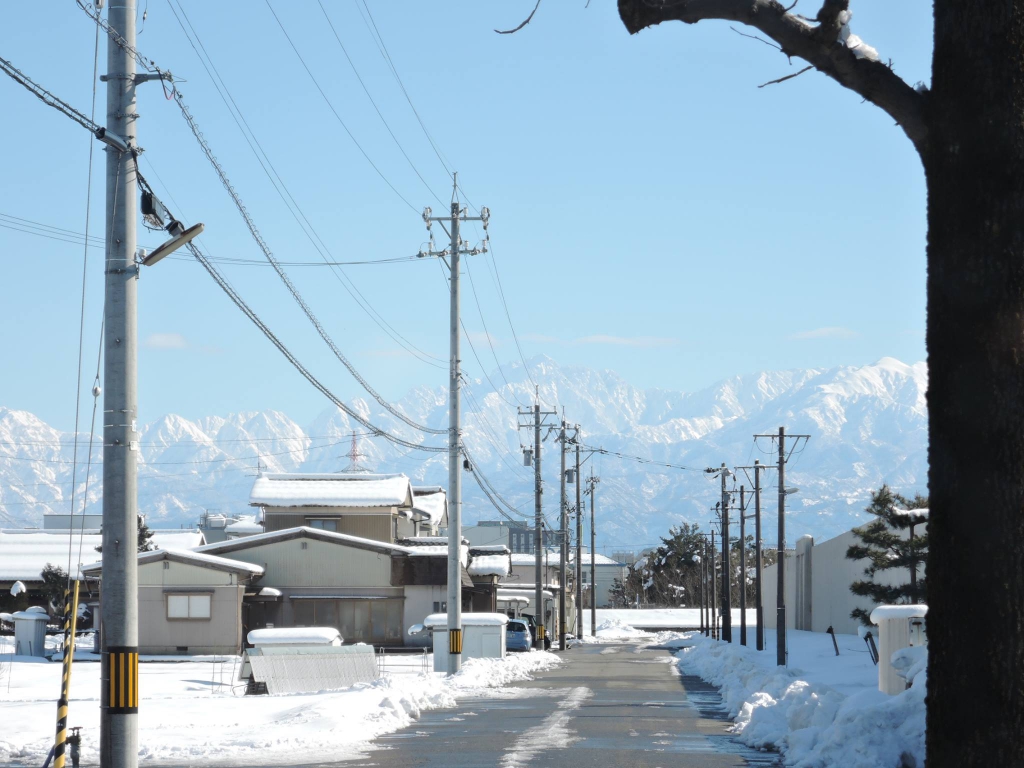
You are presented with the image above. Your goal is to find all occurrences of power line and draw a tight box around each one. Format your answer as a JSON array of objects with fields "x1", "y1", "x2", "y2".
[
  {"x1": 164, "y1": 1, "x2": 448, "y2": 372},
  {"x1": 263, "y1": 0, "x2": 419, "y2": 213},
  {"x1": 578, "y1": 445, "x2": 703, "y2": 472},
  {"x1": 186, "y1": 239, "x2": 446, "y2": 454},
  {"x1": 161, "y1": 72, "x2": 444, "y2": 434},
  {"x1": 316, "y1": 0, "x2": 446, "y2": 207}
]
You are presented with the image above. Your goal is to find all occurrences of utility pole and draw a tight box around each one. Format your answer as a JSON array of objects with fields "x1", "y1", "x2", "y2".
[
  {"x1": 753, "y1": 427, "x2": 810, "y2": 666},
  {"x1": 698, "y1": 535, "x2": 707, "y2": 636},
  {"x1": 518, "y1": 399, "x2": 557, "y2": 649},
  {"x1": 776, "y1": 427, "x2": 786, "y2": 665},
  {"x1": 710, "y1": 527, "x2": 718, "y2": 639},
  {"x1": 419, "y1": 177, "x2": 489, "y2": 675},
  {"x1": 558, "y1": 420, "x2": 568, "y2": 651},
  {"x1": 102, "y1": 2, "x2": 140, "y2": 765},
  {"x1": 587, "y1": 473, "x2": 599, "y2": 637},
  {"x1": 737, "y1": 460, "x2": 768, "y2": 650},
  {"x1": 574, "y1": 434, "x2": 583, "y2": 640},
  {"x1": 739, "y1": 485, "x2": 747, "y2": 646},
  {"x1": 720, "y1": 464, "x2": 732, "y2": 643}
]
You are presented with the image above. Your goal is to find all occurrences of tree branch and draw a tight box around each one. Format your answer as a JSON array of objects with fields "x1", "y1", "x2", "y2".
[
  {"x1": 758, "y1": 64, "x2": 813, "y2": 88},
  {"x1": 496, "y1": 0, "x2": 542, "y2": 34},
  {"x1": 617, "y1": 0, "x2": 929, "y2": 156}
]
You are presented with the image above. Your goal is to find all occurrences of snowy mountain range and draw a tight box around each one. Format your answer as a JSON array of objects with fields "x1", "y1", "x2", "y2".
[{"x1": 0, "y1": 356, "x2": 928, "y2": 551}]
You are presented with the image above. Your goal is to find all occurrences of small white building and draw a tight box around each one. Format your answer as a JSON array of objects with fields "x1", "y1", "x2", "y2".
[{"x1": 570, "y1": 551, "x2": 628, "y2": 609}]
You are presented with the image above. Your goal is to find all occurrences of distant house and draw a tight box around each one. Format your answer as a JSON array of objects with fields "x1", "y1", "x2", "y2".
[
  {"x1": 250, "y1": 472, "x2": 446, "y2": 541},
  {"x1": 81, "y1": 548, "x2": 263, "y2": 655},
  {"x1": 569, "y1": 552, "x2": 628, "y2": 608}
]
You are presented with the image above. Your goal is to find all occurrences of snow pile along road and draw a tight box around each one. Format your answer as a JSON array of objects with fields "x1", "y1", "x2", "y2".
[
  {"x1": 666, "y1": 632, "x2": 925, "y2": 768},
  {"x1": 0, "y1": 650, "x2": 559, "y2": 766},
  {"x1": 574, "y1": 617, "x2": 651, "y2": 643}
]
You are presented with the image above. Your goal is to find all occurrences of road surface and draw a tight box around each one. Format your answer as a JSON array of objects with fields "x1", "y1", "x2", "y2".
[{"x1": 347, "y1": 642, "x2": 778, "y2": 767}]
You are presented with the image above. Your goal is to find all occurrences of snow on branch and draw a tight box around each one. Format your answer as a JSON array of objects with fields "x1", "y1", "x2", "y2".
[{"x1": 617, "y1": 0, "x2": 928, "y2": 155}]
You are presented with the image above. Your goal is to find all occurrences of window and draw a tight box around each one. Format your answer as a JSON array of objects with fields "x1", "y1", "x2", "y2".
[
  {"x1": 308, "y1": 519, "x2": 338, "y2": 532},
  {"x1": 167, "y1": 594, "x2": 211, "y2": 620}
]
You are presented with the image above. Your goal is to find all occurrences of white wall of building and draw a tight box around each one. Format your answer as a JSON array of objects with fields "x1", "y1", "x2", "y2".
[{"x1": 761, "y1": 527, "x2": 925, "y2": 636}]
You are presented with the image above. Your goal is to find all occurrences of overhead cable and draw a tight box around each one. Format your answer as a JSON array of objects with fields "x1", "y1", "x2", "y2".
[
  {"x1": 186, "y1": 239, "x2": 446, "y2": 454},
  {"x1": 166, "y1": 82, "x2": 445, "y2": 434}
]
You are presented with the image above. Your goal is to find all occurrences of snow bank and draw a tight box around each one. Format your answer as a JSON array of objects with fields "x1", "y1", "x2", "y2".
[
  {"x1": 0, "y1": 649, "x2": 559, "y2": 765},
  {"x1": 671, "y1": 632, "x2": 925, "y2": 768},
  {"x1": 247, "y1": 627, "x2": 341, "y2": 646},
  {"x1": 573, "y1": 618, "x2": 651, "y2": 644}
]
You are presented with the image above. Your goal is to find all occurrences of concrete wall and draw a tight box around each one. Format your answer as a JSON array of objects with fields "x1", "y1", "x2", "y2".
[
  {"x1": 761, "y1": 528, "x2": 925, "y2": 636},
  {"x1": 136, "y1": 560, "x2": 244, "y2": 654}
]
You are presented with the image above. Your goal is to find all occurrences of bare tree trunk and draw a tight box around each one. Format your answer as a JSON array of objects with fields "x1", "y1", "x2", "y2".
[{"x1": 925, "y1": 3, "x2": 1024, "y2": 765}]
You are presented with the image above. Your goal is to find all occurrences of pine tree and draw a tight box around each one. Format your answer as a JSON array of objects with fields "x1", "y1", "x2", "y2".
[
  {"x1": 40, "y1": 563, "x2": 69, "y2": 613},
  {"x1": 846, "y1": 485, "x2": 929, "y2": 625}
]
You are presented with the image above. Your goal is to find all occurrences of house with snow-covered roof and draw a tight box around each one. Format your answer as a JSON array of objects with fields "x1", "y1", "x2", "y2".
[
  {"x1": 250, "y1": 472, "x2": 441, "y2": 542},
  {"x1": 80, "y1": 548, "x2": 263, "y2": 655},
  {"x1": 569, "y1": 551, "x2": 628, "y2": 609}
]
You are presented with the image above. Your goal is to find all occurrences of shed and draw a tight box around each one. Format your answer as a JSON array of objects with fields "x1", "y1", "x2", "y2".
[
  {"x1": 422, "y1": 612, "x2": 508, "y2": 671},
  {"x1": 870, "y1": 604, "x2": 928, "y2": 695},
  {"x1": 12, "y1": 607, "x2": 49, "y2": 657}
]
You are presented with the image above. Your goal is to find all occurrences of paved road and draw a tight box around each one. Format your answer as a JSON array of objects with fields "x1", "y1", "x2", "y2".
[{"x1": 348, "y1": 643, "x2": 778, "y2": 768}]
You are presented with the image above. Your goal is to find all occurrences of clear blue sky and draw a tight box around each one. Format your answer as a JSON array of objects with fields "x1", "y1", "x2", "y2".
[{"x1": 0, "y1": 1, "x2": 932, "y2": 431}]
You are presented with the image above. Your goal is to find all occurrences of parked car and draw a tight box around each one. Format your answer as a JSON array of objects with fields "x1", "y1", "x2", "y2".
[
  {"x1": 505, "y1": 619, "x2": 532, "y2": 652},
  {"x1": 519, "y1": 613, "x2": 551, "y2": 650}
]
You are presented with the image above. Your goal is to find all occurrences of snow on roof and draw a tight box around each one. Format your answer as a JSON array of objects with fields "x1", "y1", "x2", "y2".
[
  {"x1": 249, "y1": 472, "x2": 414, "y2": 509},
  {"x1": 870, "y1": 604, "x2": 928, "y2": 623},
  {"x1": 224, "y1": 517, "x2": 263, "y2": 535},
  {"x1": 258, "y1": 587, "x2": 283, "y2": 597},
  {"x1": 247, "y1": 627, "x2": 341, "y2": 646},
  {"x1": 497, "y1": 587, "x2": 554, "y2": 600},
  {"x1": 470, "y1": 545, "x2": 510, "y2": 554},
  {"x1": 197, "y1": 526, "x2": 414, "y2": 557},
  {"x1": 411, "y1": 488, "x2": 447, "y2": 526},
  {"x1": 0, "y1": 528, "x2": 206, "y2": 581},
  {"x1": 467, "y1": 554, "x2": 511, "y2": 578},
  {"x1": 11, "y1": 610, "x2": 50, "y2": 622},
  {"x1": 509, "y1": 552, "x2": 561, "y2": 566},
  {"x1": 892, "y1": 508, "x2": 929, "y2": 521},
  {"x1": 423, "y1": 612, "x2": 508, "y2": 628},
  {"x1": 569, "y1": 552, "x2": 625, "y2": 566},
  {"x1": 81, "y1": 548, "x2": 265, "y2": 577}
]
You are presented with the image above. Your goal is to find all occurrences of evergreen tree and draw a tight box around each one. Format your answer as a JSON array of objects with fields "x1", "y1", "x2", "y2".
[
  {"x1": 846, "y1": 485, "x2": 929, "y2": 625},
  {"x1": 40, "y1": 563, "x2": 69, "y2": 613}
]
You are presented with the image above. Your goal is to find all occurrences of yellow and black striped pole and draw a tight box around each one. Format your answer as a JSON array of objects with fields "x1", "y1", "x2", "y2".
[
  {"x1": 449, "y1": 628, "x2": 463, "y2": 655},
  {"x1": 103, "y1": 646, "x2": 139, "y2": 714},
  {"x1": 53, "y1": 581, "x2": 80, "y2": 768}
]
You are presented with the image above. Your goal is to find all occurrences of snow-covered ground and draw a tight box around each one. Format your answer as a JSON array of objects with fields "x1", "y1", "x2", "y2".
[
  {"x1": 0, "y1": 639, "x2": 559, "y2": 766},
  {"x1": 657, "y1": 628, "x2": 925, "y2": 768},
  {"x1": 579, "y1": 607, "x2": 756, "y2": 634}
]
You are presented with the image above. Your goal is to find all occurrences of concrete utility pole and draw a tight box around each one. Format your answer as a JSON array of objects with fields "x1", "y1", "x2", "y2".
[
  {"x1": 720, "y1": 465, "x2": 732, "y2": 643},
  {"x1": 753, "y1": 427, "x2": 810, "y2": 666},
  {"x1": 518, "y1": 399, "x2": 557, "y2": 649},
  {"x1": 558, "y1": 420, "x2": 567, "y2": 650},
  {"x1": 737, "y1": 460, "x2": 767, "y2": 650},
  {"x1": 710, "y1": 528, "x2": 718, "y2": 640},
  {"x1": 739, "y1": 485, "x2": 747, "y2": 646},
  {"x1": 420, "y1": 177, "x2": 489, "y2": 675},
  {"x1": 101, "y1": 2, "x2": 140, "y2": 765},
  {"x1": 587, "y1": 473, "x2": 599, "y2": 637},
  {"x1": 574, "y1": 435, "x2": 583, "y2": 639},
  {"x1": 776, "y1": 427, "x2": 786, "y2": 665},
  {"x1": 698, "y1": 537, "x2": 706, "y2": 635}
]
